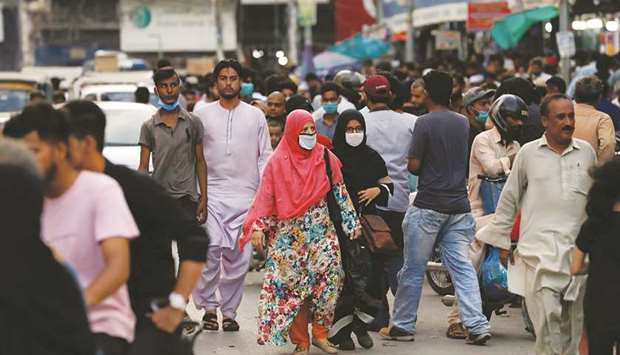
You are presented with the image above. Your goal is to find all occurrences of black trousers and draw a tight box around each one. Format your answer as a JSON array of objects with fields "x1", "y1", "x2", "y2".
[
  {"x1": 129, "y1": 317, "x2": 184, "y2": 355},
  {"x1": 94, "y1": 333, "x2": 129, "y2": 355},
  {"x1": 587, "y1": 328, "x2": 619, "y2": 355}
]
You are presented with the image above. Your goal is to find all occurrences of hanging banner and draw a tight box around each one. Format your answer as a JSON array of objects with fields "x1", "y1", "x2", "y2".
[
  {"x1": 435, "y1": 31, "x2": 461, "y2": 50},
  {"x1": 600, "y1": 31, "x2": 620, "y2": 56},
  {"x1": 556, "y1": 31, "x2": 576, "y2": 58},
  {"x1": 298, "y1": 0, "x2": 317, "y2": 27},
  {"x1": 467, "y1": 1, "x2": 511, "y2": 31}
]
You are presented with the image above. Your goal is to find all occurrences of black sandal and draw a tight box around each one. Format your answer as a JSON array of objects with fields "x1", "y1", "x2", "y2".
[
  {"x1": 222, "y1": 318, "x2": 240, "y2": 332},
  {"x1": 202, "y1": 312, "x2": 219, "y2": 331}
]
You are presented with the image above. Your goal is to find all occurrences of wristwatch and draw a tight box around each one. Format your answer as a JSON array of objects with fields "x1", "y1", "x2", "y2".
[{"x1": 168, "y1": 292, "x2": 187, "y2": 311}]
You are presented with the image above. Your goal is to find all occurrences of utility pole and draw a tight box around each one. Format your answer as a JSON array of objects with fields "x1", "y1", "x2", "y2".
[
  {"x1": 405, "y1": 0, "x2": 415, "y2": 63},
  {"x1": 559, "y1": 0, "x2": 570, "y2": 83},
  {"x1": 288, "y1": 0, "x2": 298, "y2": 66},
  {"x1": 376, "y1": 0, "x2": 384, "y2": 25},
  {"x1": 213, "y1": 0, "x2": 225, "y2": 61}
]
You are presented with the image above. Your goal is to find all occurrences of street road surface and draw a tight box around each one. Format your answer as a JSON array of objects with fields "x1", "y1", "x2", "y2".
[{"x1": 190, "y1": 271, "x2": 535, "y2": 355}]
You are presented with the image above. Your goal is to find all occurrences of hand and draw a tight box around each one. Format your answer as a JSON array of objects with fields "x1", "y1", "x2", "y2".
[
  {"x1": 251, "y1": 231, "x2": 265, "y2": 255},
  {"x1": 196, "y1": 199, "x2": 207, "y2": 224},
  {"x1": 358, "y1": 187, "x2": 381, "y2": 206},
  {"x1": 508, "y1": 153, "x2": 517, "y2": 165},
  {"x1": 351, "y1": 226, "x2": 362, "y2": 240},
  {"x1": 499, "y1": 249, "x2": 513, "y2": 268},
  {"x1": 147, "y1": 306, "x2": 184, "y2": 333}
]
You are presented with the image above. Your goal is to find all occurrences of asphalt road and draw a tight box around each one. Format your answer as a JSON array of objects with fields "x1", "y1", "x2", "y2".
[{"x1": 188, "y1": 271, "x2": 536, "y2": 355}]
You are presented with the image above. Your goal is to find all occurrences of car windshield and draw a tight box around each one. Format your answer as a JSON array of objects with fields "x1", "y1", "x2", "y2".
[
  {"x1": 101, "y1": 91, "x2": 159, "y2": 105},
  {"x1": 0, "y1": 89, "x2": 30, "y2": 112},
  {"x1": 104, "y1": 107, "x2": 150, "y2": 146},
  {"x1": 101, "y1": 91, "x2": 135, "y2": 102}
]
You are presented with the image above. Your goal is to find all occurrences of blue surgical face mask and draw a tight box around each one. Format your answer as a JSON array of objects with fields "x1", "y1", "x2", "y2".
[
  {"x1": 322, "y1": 101, "x2": 338, "y2": 114},
  {"x1": 240, "y1": 82, "x2": 254, "y2": 97},
  {"x1": 475, "y1": 110, "x2": 489, "y2": 124},
  {"x1": 157, "y1": 97, "x2": 180, "y2": 112}
]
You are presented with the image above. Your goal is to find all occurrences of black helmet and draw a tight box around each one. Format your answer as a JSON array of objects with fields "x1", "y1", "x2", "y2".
[
  {"x1": 489, "y1": 94, "x2": 528, "y2": 138},
  {"x1": 334, "y1": 70, "x2": 365, "y2": 91}
]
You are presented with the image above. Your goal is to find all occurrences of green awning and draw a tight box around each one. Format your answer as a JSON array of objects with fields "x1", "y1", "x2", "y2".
[{"x1": 491, "y1": 5, "x2": 559, "y2": 50}]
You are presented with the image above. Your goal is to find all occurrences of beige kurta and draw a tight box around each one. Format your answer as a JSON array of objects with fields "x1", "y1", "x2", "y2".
[
  {"x1": 468, "y1": 127, "x2": 520, "y2": 218},
  {"x1": 573, "y1": 103, "x2": 616, "y2": 164},
  {"x1": 478, "y1": 135, "x2": 596, "y2": 355}
]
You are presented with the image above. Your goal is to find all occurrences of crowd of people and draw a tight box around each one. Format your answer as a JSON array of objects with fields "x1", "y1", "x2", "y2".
[{"x1": 1, "y1": 49, "x2": 620, "y2": 355}]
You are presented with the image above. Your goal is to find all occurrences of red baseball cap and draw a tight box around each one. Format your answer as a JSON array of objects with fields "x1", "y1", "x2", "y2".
[{"x1": 363, "y1": 75, "x2": 391, "y2": 99}]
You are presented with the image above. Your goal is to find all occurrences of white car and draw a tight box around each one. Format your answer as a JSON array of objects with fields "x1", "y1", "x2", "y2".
[
  {"x1": 81, "y1": 84, "x2": 158, "y2": 105},
  {"x1": 99, "y1": 101, "x2": 156, "y2": 170}
]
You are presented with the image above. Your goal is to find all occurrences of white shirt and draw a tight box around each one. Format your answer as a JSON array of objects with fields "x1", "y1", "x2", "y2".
[{"x1": 365, "y1": 109, "x2": 417, "y2": 213}]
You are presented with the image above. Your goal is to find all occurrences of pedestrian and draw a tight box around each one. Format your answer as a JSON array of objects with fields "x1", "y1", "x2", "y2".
[
  {"x1": 182, "y1": 88, "x2": 198, "y2": 112},
  {"x1": 0, "y1": 139, "x2": 96, "y2": 355},
  {"x1": 573, "y1": 76, "x2": 616, "y2": 163},
  {"x1": 3, "y1": 103, "x2": 139, "y2": 355},
  {"x1": 312, "y1": 82, "x2": 354, "y2": 139},
  {"x1": 380, "y1": 70, "x2": 492, "y2": 345},
  {"x1": 266, "y1": 91, "x2": 287, "y2": 122},
  {"x1": 328, "y1": 109, "x2": 393, "y2": 350},
  {"x1": 446, "y1": 94, "x2": 526, "y2": 339},
  {"x1": 267, "y1": 118, "x2": 284, "y2": 150},
  {"x1": 479, "y1": 94, "x2": 597, "y2": 354},
  {"x1": 134, "y1": 87, "x2": 151, "y2": 105},
  {"x1": 362, "y1": 75, "x2": 416, "y2": 331},
  {"x1": 545, "y1": 76, "x2": 567, "y2": 96},
  {"x1": 194, "y1": 73, "x2": 219, "y2": 112},
  {"x1": 240, "y1": 109, "x2": 361, "y2": 355},
  {"x1": 62, "y1": 100, "x2": 209, "y2": 355},
  {"x1": 138, "y1": 67, "x2": 208, "y2": 227},
  {"x1": 461, "y1": 87, "x2": 495, "y2": 154},
  {"x1": 571, "y1": 157, "x2": 620, "y2": 355},
  {"x1": 192, "y1": 59, "x2": 272, "y2": 332},
  {"x1": 406, "y1": 79, "x2": 428, "y2": 116}
]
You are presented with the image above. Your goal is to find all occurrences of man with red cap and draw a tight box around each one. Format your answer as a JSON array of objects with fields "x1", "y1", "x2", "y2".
[{"x1": 362, "y1": 75, "x2": 417, "y2": 331}]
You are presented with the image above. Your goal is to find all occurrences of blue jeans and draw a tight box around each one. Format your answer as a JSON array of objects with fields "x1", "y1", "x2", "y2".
[{"x1": 391, "y1": 206, "x2": 490, "y2": 335}]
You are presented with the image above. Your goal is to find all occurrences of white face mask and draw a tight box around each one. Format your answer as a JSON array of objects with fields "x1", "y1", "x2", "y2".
[
  {"x1": 345, "y1": 132, "x2": 364, "y2": 147},
  {"x1": 298, "y1": 133, "x2": 317, "y2": 150}
]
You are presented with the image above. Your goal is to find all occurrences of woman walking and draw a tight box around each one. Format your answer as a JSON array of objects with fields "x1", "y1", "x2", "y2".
[
  {"x1": 571, "y1": 157, "x2": 620, "y2": 355},
  {"x1": 240, "y1": 110, "x2": 361, "y2": 355},
  {"x1": 328, "y1": 109, "x2": 393, "y2": 350}
]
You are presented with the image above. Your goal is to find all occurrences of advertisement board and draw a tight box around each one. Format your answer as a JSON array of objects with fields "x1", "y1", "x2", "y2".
[
  {"x1": 467, "y1": 1, "x2": 511, "y2": 30},
  {"x1": 120, "y1": 0, "x2": 237, "y2": 52}
]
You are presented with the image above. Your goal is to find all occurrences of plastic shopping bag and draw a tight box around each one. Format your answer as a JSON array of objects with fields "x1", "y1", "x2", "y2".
[{"x1": 481, "y1": 246, "x2": 510, "y2": 303}]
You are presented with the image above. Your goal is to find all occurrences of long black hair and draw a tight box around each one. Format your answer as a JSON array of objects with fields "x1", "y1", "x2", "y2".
[{"x1": 582, "y1": 157, "x2": 620, "y2": 235}]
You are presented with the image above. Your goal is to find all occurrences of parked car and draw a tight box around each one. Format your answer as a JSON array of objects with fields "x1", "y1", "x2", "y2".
[
  {"x1": 0, "y1": 72, "x2": 54, "y2": 117},
  {"x1": 99, "y1": 101, "x2": 156, "y2": 170}
]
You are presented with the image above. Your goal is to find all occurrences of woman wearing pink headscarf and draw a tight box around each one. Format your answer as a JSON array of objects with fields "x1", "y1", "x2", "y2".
[{"x1": 240, "y1": 110, "x2": 361, "y2": 355}]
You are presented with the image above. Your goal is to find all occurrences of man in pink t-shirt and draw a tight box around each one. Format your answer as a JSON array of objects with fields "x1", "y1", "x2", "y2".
[{"x1": 3, "y1": 104, "x2": 139, "y2": 355}]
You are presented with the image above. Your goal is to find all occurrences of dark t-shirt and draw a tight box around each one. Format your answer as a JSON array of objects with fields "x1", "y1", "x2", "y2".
[
  {"x1": 576, "y1": 213, "x2": 620, "y2": 333},
  {"x1": 409, "y1": 110, "x2": 470, "y2": 214}
]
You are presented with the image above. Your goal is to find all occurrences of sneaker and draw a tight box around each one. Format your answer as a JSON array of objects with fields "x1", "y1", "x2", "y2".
[
  {"x1": 379, "y1": 326, "x2": 415, "y2": 341},
  {"x1": 446, "y1": 323, "x2": 467, "y2": 339},
  {"x1": 466, "y1": 332, "x2": 491, "y2": 345}
]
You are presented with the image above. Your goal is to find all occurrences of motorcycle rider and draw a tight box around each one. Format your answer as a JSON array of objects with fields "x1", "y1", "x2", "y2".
[{"x1": 446, "y1": 95, "x2": 526, "y2": 339}]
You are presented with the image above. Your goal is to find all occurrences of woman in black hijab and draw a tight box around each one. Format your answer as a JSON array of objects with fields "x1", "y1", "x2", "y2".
[
  {"x1": 328, "y1": 109, "x2": 393, "y2": 350},
  {"x1": 0, "y1": 164, "x2": 95, "y2": 355}
]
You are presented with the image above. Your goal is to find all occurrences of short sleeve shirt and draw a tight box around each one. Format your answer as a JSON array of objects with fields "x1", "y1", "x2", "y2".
[
  {"x1": 139, "y1": 108, "x2": 204, "y2": 201},
  {"x1": 41, "y1": 171, "x2": 139, "y2": 342},
  {"x1": 409, "y1": 110, "x2": 470, "y2": 214}
]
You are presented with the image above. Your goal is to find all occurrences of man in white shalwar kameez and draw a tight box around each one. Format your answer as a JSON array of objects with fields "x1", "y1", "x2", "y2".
[
  {"x1": 192, "y1": 59, "x2": 272, "y2": 331},
  {"x1": 478, "y1": 94, "x2": 596, "y2": 355}
]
